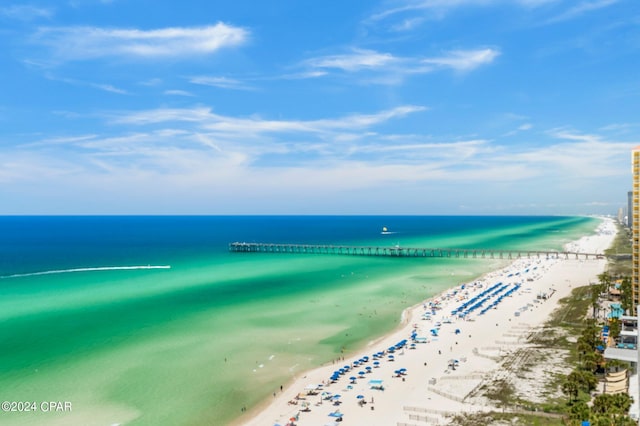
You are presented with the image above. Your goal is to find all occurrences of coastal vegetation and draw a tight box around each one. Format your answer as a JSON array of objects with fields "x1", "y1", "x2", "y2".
[
  {"x1": 604, "y1": 223, "x2": 632, "y2": 276},
  {"x1": 450, "y1": 241, "x2": 636, "y2": 426}
]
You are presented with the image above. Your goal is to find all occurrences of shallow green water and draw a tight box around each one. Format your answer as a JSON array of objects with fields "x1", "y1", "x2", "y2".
[{"x1": 0, "y1": 216, "x2": 599, "y2": 425}]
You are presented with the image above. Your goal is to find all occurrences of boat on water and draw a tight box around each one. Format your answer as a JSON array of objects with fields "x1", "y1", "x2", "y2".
[{"x1": 381, "y1": 226, "x2": 394, "y2": 235}]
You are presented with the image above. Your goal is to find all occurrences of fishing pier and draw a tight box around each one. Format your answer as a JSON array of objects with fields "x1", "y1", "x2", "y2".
[{"x1": 228, "y1": 242, "x2": 603, "y2": 260}]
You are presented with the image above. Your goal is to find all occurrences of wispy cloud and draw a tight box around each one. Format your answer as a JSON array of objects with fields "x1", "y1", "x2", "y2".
[
  {"x1": 164, "y1": 89, "x2": 195, "y2": 97},
  {"x1": 0, "y1": 5, "x2": 53, "y2": 21},
  {"x1": 421, "y1": 48, "x2": 500, "y2": 72},
  {"x1": 366, "y1": 0, "x2": 614, "y2": 34},
  {"x1": 368, "y1": 0, "x2": 559, "y2": 24},
  {"x1": 3, "y1": 104, "x2": 635, "y2": 214},
  {"x1": 32, "y1": 23, "x2": 249, "y2": 61},
  {"x1": 188, "y1": 76, "x2": 252, "y2": 90},
  {"x1": 302, "y1": 47, "x2": 499, "y2": 83},
  {"x1": 112, "y1": 105, "x2": 427, "y2": 134},
  {"x1": 546, "y1": 0, "x2": 619, "y2": 24},
  {"x1": 45, "y1": 73, "x2": 128, "y2": 94},
  {"x1": 390, "y1": 17, "x2": 426, "y2": 31},
  {"x1": 305, "y1": 49, "x2": 399, "y2": 72},
  {"x1": 278, "y1": 70, "x2": 329, "y2": 80},
  {"x1": 502, "y1": 122, "x2": 533, "y2": 137},
  {"x1": 139, "y1": 78, "x2": 163, "y2": 86}
]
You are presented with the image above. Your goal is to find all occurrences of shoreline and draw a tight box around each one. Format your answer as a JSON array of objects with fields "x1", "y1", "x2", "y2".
[{"x1": 239, "y1": 217, "x2": 615, "y2": 426}]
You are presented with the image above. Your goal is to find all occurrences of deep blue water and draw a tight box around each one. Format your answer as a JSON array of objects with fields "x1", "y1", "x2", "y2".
[{"x1": 0, "y1": 215, "x2": 589, "y2": 276}]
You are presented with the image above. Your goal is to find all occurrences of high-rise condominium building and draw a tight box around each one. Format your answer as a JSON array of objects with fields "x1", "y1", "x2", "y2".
[{"x1": 632, "y1": 148, "x2": 640, "y2": 314}]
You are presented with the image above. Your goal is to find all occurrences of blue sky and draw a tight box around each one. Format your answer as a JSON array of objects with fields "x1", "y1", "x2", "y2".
[{"x1": 0, "y1": 0, "x2": 638, "y2": 215}]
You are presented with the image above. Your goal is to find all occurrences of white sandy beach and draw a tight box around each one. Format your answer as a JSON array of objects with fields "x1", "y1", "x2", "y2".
[{"x1": 241, "y1": 218, "x2": 616, "y2": 426}]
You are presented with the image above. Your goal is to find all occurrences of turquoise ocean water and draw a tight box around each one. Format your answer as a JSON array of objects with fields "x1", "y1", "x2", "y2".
[{"x1": 0, "y1": 216, "x2": 599, "y2": 425}]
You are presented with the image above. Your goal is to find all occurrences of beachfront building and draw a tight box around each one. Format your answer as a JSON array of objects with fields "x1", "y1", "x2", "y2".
[
  {"x1": 603, "y1": 315, "x2": 639, "y2": 419},
  {"x1": 632, "y1": 147, "x2": 640, "y2": 315},
  {"x1": 629, "y1": 191, "x2": 633, "y2": 229},
  {"x1": 631, "y1": 147, "x2": 640, "y2": 420}
]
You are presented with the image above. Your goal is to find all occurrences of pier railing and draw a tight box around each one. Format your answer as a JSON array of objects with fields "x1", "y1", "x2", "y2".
[{"x1": 228, "y1": 242, "x2": 603, "y2": 260}]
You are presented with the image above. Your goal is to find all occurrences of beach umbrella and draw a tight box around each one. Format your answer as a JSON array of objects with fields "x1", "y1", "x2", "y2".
[
  {"x1": 365, "y1": 366, "x2": 372, "y2": 371},
  {"x1": 328, "y1": 411, "x2": 343, "y2": 417},
  {"x1": 373, "y1": 361, "x2": 380, "y2": 366},
  {"x1": 356, "y1": 394, "x2": 364, "y2": 399},
  {"x1": 349, "y1": 376, "x2": 356, "y2": 382}
]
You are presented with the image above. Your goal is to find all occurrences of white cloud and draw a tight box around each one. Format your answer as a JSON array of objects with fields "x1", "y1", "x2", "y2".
[
  {"x1": 546, "y1": 0, "x2": 620, "y2": 24},
  {"x1": 0, "y1": 5, "x2": 53, "y2": 21},
  {"x1": 390, "y1": 17, "x2": 426, "y2": 31},
  {"x1": 33, "y1": 23, "x2": 249, "y2": 61},
  {"x1": 301, "y1": 47, "x2": 498, "y2": 84},
  {"x1": 305, "y1": 49, "x2": 398, "y2": 72},
  {"x1": 44, "y1": 73, "x2": 128, "y2": 94},
  {"x1": 93, "y1": 83, "x2": 128, "y2": 94},
  {"x1": 139, "y1": 78, "x2": 163, "y2": 86},
  {"x1": 111, "y1": 105, "x2": 427, "y2": 134},
  {"x1": 279, "y1": 71, "x2": 329, "y2": 79},
  {"x1": 189, "y1": 76, "x2": 252, "y2": 90},
  {"x1": 421, "y1": 48, "x2": 500, "y2": 71},
  {"x1": 368, "y1": 0, "x2": 559, "y2": 24},
  {"x1": 2, "y1": 115, "x2": 635, "y2": 215},
  {"x1": 164, "y1": 90, "x2": 195, "y2": 97}
]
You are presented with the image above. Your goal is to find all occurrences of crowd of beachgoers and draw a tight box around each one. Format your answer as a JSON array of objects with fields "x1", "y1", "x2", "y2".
[{"x1": 241, "y1": 218, "x2": 617, "y2": 426}]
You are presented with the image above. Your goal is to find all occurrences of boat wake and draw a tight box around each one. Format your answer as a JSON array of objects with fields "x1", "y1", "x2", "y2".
[{"x1": 1, "y1": 265, "x2": 171, "y2": 279}]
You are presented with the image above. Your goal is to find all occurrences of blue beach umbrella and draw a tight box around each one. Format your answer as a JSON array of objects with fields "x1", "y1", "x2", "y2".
[{"x1": 356, "y1": 394, "x2": 364, "y2": 399}]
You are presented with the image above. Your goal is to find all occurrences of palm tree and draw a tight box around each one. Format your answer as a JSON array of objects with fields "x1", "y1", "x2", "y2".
[
  {"x1": 620, "y1": 276, "x2": 632, "y2": 313},
  {"x1": 562, "y1": 374, "x2": 580, "y2": 403}
]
